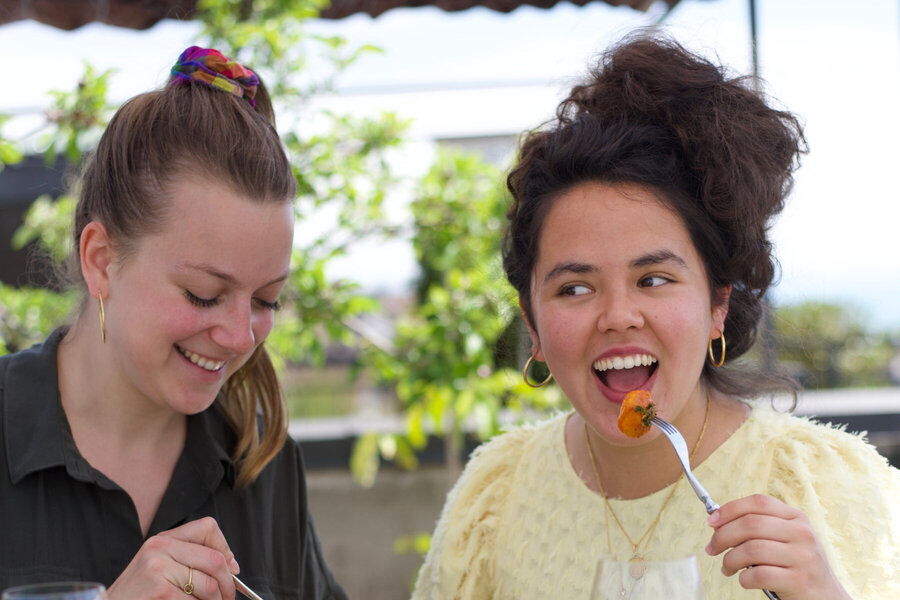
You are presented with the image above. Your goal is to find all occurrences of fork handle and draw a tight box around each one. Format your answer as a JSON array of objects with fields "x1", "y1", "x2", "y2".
[{"x1": 763, "y1": 591, "x2": 781, "y2": 599}]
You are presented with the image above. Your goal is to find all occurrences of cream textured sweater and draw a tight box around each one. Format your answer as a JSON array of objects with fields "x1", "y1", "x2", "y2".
[{"x1": 411, "y1": 405, "x2": 900, "y2": 599}]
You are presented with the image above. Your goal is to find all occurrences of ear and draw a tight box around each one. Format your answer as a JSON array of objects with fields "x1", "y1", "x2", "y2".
[
  {"x1": 80, "y1": 222, "x2": 115, "y2": 299},
  {"x1": 710, "y1": 284, "x2": 732, "y2": 338},
  {"x1": 520, "y1": 301, "x2": 544, "y2": 362}
]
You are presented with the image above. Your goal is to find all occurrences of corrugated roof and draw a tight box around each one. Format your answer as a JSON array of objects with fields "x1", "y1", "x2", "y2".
[{"x1": 0, "y1": 0, "x2": 678, "y2": 30}]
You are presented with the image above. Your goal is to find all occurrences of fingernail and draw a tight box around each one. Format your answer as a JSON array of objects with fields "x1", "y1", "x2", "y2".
[
  {"x1": 228, "y1": 554, "x2": 240, "y2": 574},
  {"x1": 706, "y1": 511, "x2": 719, "y2": 525},
  {"x1": 704, "y1": 542, "x2": 713, "y2": 555}
]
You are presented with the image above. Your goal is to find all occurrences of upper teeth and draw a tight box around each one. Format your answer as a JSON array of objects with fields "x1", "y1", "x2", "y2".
[
  {"x1": 180, "y1": 348, "x2": 225, "y2": 372},
  {"x1": 593, "y1": 354, "x2": 657, "y2": 372}
]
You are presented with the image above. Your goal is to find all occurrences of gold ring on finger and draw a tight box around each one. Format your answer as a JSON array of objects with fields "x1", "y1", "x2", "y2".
[{"x1": 183, "y1": 566, "x2": 194, "y2": 595}]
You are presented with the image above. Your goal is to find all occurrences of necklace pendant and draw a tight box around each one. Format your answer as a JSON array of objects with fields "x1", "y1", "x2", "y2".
[{"x1": 628, "y1": 555, "x2": 646, "y2": 580}]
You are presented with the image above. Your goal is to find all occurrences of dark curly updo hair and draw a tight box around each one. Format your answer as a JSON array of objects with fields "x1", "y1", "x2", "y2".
[{"x1": 503, "y1": 33, "x2": 807, "y2": 396}]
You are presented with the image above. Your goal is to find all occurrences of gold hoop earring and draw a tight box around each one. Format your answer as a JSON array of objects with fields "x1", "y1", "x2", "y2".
[
  {"x1": 523, "y1": 354, "x2": 553, "y2": 388},
  {"x1": 708, "y1": 330, "x2": 725, "y2": 368},
  {"x1": 97, "y1": 293, "x2": 107, "y2": 343}
]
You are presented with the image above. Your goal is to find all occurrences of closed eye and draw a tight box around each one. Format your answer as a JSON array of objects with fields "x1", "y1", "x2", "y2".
[
  {"x1": 184, "y1": 289, "x2": 220, "y2": 308},
  {"x1": 254, "y1": 298, "x2": 282, "y2": 311}
]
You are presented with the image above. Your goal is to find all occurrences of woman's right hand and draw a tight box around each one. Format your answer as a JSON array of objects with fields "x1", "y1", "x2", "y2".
[{"x1": 106, "y1": 516, "x2": 241, "y2": 599}]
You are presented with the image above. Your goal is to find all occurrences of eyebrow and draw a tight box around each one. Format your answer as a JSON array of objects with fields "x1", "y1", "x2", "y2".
[
  {"x1": 177, "y1": 263, "x2": 289, "y2": 288},
  {"x1": 541, "y1": 250, "x2": 688, "y2": 284},
  {"x1": 630, "y1": 250, "x2": 688, "y2": 269},
  {"x1": 542, "y1": 262, "x2": 597, "y2": 284}
]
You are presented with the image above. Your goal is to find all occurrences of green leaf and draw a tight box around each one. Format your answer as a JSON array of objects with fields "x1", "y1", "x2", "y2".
[
  {"x1": 0, "y1": 140, "x2": 23, "y2": 166},
  {"x1": 349, "y1": 432, "x2": 380, "y2": 488},
  {"x1": 393, "y1": 532, "x2": 432, "y2": 556}
]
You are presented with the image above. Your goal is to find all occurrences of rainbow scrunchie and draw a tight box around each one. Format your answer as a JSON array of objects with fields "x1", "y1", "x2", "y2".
[{"x1": 170, "y1": 46, "x2": 259, "y2": 107}]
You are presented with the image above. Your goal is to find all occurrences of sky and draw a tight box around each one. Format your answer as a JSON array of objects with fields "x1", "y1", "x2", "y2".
[{"x1": 1, "y1": 0, "x2": 899, "y2": 328}]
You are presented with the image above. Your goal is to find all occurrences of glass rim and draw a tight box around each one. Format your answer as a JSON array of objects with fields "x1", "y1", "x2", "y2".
[
  {"x1": 595, "y1": 554, "x2": 699, "y2": 563},
  {"x1": 1, "y1": 582, "x2": 105, "y2": 597}
]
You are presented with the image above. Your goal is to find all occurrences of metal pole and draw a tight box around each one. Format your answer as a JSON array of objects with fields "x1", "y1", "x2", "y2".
[
  {"x1": 749, "y1": 0, "x2": 760, "y2": 80},
  {"x1": 749, "y1": 0, "x2": 778, "y2": 371}
]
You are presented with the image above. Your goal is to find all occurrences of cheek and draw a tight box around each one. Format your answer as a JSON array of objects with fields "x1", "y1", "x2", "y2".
[
  {"x1": 148, "y1": 300, "x2": 212, "y2": 343},
  {"x1": 654, "y1": 302, "x2": 711, "y2": 354},
  {"x1": 252, "y1": 312, "x2": 276, "y2": 341},
  {"x1": 535, "y1": 310, "x2": 586, "y2": 360}
]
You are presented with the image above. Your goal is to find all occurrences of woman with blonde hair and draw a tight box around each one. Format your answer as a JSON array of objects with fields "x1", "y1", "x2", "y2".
[{"x1": 0, "y1": 47, "x2": 346, "y2": 600}]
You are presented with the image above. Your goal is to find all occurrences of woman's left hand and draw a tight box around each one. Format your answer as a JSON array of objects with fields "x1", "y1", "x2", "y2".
[{"x1": 705, "y1": 494, "x2": 851, "y2": 600}]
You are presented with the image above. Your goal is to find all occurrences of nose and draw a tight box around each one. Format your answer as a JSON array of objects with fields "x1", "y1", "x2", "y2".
[
  {"x1": 596, "y1": 285, "x2": 644, "y2": 333},
  {"x1": 210, "y1": 300, "x2": 257, "y2": 356}
]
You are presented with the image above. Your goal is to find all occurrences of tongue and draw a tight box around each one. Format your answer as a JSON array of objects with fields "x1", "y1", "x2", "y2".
[{"x1": 604, "y1": 365, "x2": 652, "y2": 393}]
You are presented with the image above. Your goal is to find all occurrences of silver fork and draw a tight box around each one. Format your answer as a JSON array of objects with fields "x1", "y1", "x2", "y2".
[
  {"x1": 651, "y1": 415, "x2": 781, "y2": 600},
  {"x1": 233, "y1": 574, "x2": 265, "y2": 600},
  {"x1": 650, "y1": 415, "x2": 719, "y2": 515}
]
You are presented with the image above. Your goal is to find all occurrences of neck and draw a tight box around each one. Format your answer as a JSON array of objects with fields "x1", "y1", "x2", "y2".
[{"x1": 57, "y1": 317, "x2": 186, "y2": 448}]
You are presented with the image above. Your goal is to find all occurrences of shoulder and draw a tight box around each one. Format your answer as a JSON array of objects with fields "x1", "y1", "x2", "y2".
[
  {"x1": 434, "y1": 411, "x2": 569, "y2": 539},
  {"x1": 745, "y1": 403, "x2": 900, "y2": 531},
  {"x1": 250, "y1": 434, "x2": 308, "y2": 490},
  {"x1": 0, "y1": 329, "x2": 66, "y2": 374},
  {"x1": 740, "y1": 404, "x2": 900, "y2": 595},
  {"x1": 456, "y1": 411, "x2": 568, "y2": 493},
  {"x1": 441, "y1": 410, "x2": 574, "y2": 536},
  {"x1": 441, "y1": 408, "x2": 565, "y2": 524},
  {"x1": 0, "y1": 350, "x2": 9, "y2": 385},
  {"x1": 412, "y1": 412, "x2": 569, "y2": 598},
  {"x1": 0, "y1": 329, "x2": 66, "y2": 405},
  {"x1": 751, "y1": 405, "x2": 900, "y2": 596},
  {"x1": 746, "y1": 403, "x2": 894, "y2": 471}
]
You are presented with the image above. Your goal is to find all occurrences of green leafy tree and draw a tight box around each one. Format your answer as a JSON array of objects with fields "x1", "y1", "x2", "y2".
[
  {"x1": 773, "y1": 301, "x2": 895, "y2": 388},
  {"x1": 358, "y1": 150, "x2": 563, "y2": 487},
  {"x1": 0, "y1": 65, "x2": 111, "y2": 354},
  {"x1": 1, "y1": 0, "x2": 406, "y2": 371}
]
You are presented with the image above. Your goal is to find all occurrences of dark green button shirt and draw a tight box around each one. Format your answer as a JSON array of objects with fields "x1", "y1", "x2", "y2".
[{"x1": 0, "y1": 330, "x2": 347, "y2": 600}]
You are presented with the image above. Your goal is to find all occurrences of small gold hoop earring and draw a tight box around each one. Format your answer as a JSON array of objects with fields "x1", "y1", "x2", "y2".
[
  {"x1": 708, "y1": 330, "x2": 725, "y2": 368},
  {"x1": 97, "y1": 293, "x2": 107, "y2": 344},
  {"x1": 523, "y1": 354, "x2": 553, "y2": 388}
]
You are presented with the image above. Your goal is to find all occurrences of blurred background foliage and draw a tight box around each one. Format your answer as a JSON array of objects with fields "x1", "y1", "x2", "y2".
[
  {"x1": 773, "y1": 301, "x2": 897, "y2": 389},
  {"x1": 1, "y1": 0, "x2": 898, "y2": 492},
  {"x1": 358, "y1": 151, "x2": 564, "y2": 485}
]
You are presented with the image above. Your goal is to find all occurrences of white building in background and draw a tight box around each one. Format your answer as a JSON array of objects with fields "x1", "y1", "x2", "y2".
[
  {"x1": 1, "y1": 0, "x2": 899, "y2": 324},
  {"x1": 312, "y1": 82, "x2": 563, "y2": 291}
]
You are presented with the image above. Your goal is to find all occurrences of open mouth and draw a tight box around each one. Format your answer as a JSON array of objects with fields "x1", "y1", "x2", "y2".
[
  {"x1": 175, "y1": 344, "x2": 225, "y2": 372},
  {"x1": 592, "y1": 353, "x2": 658, "y2": 393}
]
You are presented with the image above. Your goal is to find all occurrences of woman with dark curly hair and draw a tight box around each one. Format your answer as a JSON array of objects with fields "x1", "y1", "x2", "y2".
[{"x1": 411, "y1": 34, "x2": 899, "y2": 600}]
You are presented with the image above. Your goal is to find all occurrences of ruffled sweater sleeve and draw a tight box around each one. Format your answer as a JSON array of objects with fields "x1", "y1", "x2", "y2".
[
  {"x1": 411, "y1": 423, "x2": 537, "y2": 600},
  {"x1": 752, "y1": 411, "x2": 900, "y2": 600}
]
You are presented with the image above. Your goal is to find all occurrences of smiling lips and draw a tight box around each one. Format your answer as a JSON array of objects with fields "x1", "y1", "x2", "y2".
[
  {"x1": 176, "y1": 345, "x2": 225, "y2": 372},
  {"x1": 592, "y1": 353, "x2": 657, "y2": 393}
]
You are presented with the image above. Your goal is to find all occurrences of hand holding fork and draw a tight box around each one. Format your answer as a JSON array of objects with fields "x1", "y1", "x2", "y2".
[
  {"x1": 651, "y1": 413, "x2": 854, "y2": 600},
  {"x1": 651, "y1": 414, "x2": 780, "y2": 600}
]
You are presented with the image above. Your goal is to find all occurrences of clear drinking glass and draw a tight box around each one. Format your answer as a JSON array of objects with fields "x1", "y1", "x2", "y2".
[
  {"x1": 589, "y1": 555, "x2": 706, "y2": 600},
  {"x1": 1, "y1": 583, "x2": 108, "y2": 600}
]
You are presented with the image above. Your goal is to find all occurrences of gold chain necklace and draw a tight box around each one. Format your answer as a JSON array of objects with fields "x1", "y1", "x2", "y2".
[{"x1": 584, "y1": 389, "x2": 710, "y2": 580}]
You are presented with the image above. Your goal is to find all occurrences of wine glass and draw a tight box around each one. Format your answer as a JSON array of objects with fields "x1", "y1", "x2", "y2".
[
  {"x1": 590, "y1": 555, "x2": 705, "y2": 600},
  {"x1": 1, "y1": 583, "x2": 108, "y2": 600}
]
